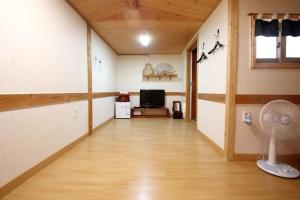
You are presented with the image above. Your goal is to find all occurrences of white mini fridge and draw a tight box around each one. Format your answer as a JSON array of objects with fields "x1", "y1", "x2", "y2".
[{"x1": 115, "y1": 102, "x2": 131, "y2": 119}]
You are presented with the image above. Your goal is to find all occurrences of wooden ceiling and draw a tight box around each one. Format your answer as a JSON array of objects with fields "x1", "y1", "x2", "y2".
[{"x1": 67, "y1": 0, "x2": 221, "y2": 55}]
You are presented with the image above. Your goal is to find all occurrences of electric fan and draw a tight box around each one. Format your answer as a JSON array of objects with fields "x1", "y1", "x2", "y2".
[{"x1": 257, "y1": 100, "x2": 300, "y2": 178}]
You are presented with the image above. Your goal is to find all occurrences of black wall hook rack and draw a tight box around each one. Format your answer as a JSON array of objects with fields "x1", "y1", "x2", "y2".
[
  {"x1": 208, "y1": 29, "x2": 224, "y2": 54},
  {"x1": 197, "y1": 43, "x2": 208, "y2": 63}
]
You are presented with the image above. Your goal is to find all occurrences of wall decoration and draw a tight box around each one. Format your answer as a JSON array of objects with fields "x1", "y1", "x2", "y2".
[
  {"x1": 143, "y1": 62, "x2": 177, "y2": 81},
  {"x1": 154, "y1": 62, "x2": 176, "y2": 75},
  {"x1": 143, "y1": 63, "x2": 154, "y2": 76},
  {"x1": 93, "y1": 56, "x2": 102, "y2": 72}
]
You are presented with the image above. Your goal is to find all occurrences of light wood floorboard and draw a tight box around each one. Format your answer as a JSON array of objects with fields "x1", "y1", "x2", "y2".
[{"x1": 3, "y1": 119, "x2": 300, "y2": 200}]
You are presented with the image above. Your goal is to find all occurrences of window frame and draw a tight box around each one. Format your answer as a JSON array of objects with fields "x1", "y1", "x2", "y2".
[{"x1": 249, "y1": 14, "x2": 300, "y2": 69}]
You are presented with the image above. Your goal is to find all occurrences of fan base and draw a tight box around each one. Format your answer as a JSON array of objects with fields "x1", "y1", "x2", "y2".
[{"x1": 257, "y1": 160, "x2": 300, "y2": 179}]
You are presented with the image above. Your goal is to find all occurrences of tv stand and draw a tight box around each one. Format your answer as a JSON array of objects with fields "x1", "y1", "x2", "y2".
[{"x1": 131, "y1": 107, "x2": 170, "y2": 118}]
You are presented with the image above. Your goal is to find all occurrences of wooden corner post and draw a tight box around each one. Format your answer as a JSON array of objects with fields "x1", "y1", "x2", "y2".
[
  {"x1": 87, "y1": 25, "x2": 93, "y2": 136},
  {"x1": 225, "y1": 0, "x2": 238, "y2": 161}
]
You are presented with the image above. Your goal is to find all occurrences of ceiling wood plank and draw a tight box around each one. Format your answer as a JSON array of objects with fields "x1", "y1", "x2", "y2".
[{"x1": 67, "y1": 0, "x2": 221, "y2": 54}]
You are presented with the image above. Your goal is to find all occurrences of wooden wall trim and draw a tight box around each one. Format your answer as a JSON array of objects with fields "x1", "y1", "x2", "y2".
[
  {"x1": 128, "y1": 92, "x2": 140, "y2": 96},
  {"x1": 0, "y1": 91, "x2": 186, "y2": 112},
  {"x1": 233, "y1": 153, "x2": 300, "y2": 162},
  {"x1": 198, "y1": 93, "x2": 226, "y2": 103},
  {"x1": 0, "y1": 93, "x2": 88, "y2": 112},
  {"x1": 225, "y1": 0, "x2": 238, "y2": 161},
  {"x1": 166, "y1": 92, "x2": 186, "y2": 96},
  {"x1": 92, "y1": 92, "x2": 119, "y2": 99},
  {"x1": 0, "y1": 133, "x2": 88, "y2": 199},
  {"x1": 236, "y1": 95, "x2": 300, "y2": 104},
  {"x1": 87, "y1": 25, "x2": 93, "y2": 136}
]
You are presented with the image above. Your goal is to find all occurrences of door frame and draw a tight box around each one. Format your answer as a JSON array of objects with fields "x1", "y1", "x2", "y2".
[
  {"x1": 185, "y1": 36, "x2": 198, "y2": 122},
  {"x1": 191, "y1": 47, "x2": 198, "y2": 121}
]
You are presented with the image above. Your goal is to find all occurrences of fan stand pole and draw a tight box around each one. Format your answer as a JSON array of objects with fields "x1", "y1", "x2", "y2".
[{"x1": 268, "y1": 135, "x2": 277, "y2": 164}]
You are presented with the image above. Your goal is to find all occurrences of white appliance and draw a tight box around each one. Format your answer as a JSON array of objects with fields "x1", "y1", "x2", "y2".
[
  {"x1": 257, "y1": 100, "x2": 300, "y2": 179},
  {"x1": 115, "y1": 102, "x2": 131, "y2": 119}
]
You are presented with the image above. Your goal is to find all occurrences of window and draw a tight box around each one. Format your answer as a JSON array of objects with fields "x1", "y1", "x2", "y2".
[
  {"x1": 286, "y1": 36, "x2": 300, "y2": 58},
  {"x1": 256, "y1": 36, "x2": 277, "y2": 59},
  {"x1": 249, "y1": 14, "x2": 300, "y2": 69}
]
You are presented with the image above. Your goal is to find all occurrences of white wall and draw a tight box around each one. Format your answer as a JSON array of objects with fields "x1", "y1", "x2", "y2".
[
  {"x1": 117, "y1": 55, "x2": 183, "y2": 92},
  {"x1": 0, "y1": 0, "x2": 87, "y2": 93},
  {"x1": 235, "y1": 0, "x2": 300, "y2": 154},
  {"x1": 235, "y1": 105, "x2": 300, "y2": 154},
  {"x1": 91, "y1": 30, "x2": 117, "y2": 128},
  {"x1": 0, "y1": 102, "x2": 88, "y2": 187},
  {"x1": 181, "y1": 0, "x2": 228, "y2": 149},
  {"x1": 197, "y1": 0, "x2": 228, "y2": 149},
  {"x1": 237, "y1": 0, "x2": 300, "y2": 95},
  {"x1": 0, "y1": 0, "x2": 88, "y2": 187},
  {"x1": 117, "y1": 55, "x2": 184, "y2": 111}
]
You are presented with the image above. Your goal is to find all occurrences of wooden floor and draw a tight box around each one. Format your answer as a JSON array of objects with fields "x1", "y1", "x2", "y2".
[{"x1": 3, "y1": 119, "x2": 300, "y2": 200}]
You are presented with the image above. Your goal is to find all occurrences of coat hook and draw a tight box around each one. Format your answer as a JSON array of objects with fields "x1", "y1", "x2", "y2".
[
  {"x1": 214, "y1": 29, "x2": 220, "y2": 40},
  {"x1": 208, "y1": 29, "x2": 224, "y2": 55},
  {"x1": 197, "y1": 43, "x2": 208, "y2": 63},
  {"x1": 201, "y1": 43, "x2": 205, "y2": 50}
]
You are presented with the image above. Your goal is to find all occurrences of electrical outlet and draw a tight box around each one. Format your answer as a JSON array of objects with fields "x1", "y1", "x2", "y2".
[
  {"x1": 73, "y1": 107, "x2": 78, "y2": 118},
  {"x1": 243, "y1": 111, "x2": 252, "y2": 125}
]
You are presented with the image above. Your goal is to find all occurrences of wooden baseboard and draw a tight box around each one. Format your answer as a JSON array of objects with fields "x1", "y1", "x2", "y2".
[
  {"x1": 93, "y1": 117, "x2": 114, "y2": 132},
  {"x1": 197, "y1": 130, "x2": 224, "y2": 156},
  {"x1": 0, "y1": 117, "x2": 114, "y2": 198},
  {"x1": 0, "y1": 133, "x2": 88, "y2": 199},
  {"x1": 233, "y1": 153, "x2": 300, "y2": 162}
]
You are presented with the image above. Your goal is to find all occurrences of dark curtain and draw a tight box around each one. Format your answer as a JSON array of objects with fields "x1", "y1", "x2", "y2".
[
  {"x1": 255, "y1": 19, "x2": 279, "y2": 37},
  {"x1": 282, "y1": 19, "x2": 300, "y2": 37}
]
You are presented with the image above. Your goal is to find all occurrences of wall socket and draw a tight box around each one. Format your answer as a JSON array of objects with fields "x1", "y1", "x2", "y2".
[
  {"x1": 73, "y1": 107, "x2": 78, "y2": 118},
  {"x1": 242, "y1": 111, "x2": 252, "y2": 125}
]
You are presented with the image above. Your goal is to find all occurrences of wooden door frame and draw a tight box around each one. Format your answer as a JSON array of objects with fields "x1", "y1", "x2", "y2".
[
  {"x1": 87, "y1": 25, "x2": 93, "y2": 136},
  {"x1": 191, "y1": 48, "x2": 198, "y2": 121},
  {"x1": 185, "y1": 36, "x2": 198, "y2": 122}
]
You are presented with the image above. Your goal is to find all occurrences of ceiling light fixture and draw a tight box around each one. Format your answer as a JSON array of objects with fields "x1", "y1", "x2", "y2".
[{"x1": 138, "y1": 33, "x2": 151, "y2": 46}]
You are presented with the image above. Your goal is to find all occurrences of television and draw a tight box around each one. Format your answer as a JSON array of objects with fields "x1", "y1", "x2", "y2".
[{"x1": 140, "y1": 90, "x2": 165, "y2": 108}]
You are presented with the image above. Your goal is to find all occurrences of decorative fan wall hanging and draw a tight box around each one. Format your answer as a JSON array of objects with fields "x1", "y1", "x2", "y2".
[
  {"x1": 143, "y1": 62, "x2": 177, "y2": 81},
  {"x1": 154, "y1": 62, "x2": 176, "y2": 75}
]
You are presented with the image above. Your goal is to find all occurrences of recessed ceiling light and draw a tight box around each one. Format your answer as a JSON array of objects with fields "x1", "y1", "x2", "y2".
[{"x1": 138, "y1": 33, "x2": 151, "y2": 46}]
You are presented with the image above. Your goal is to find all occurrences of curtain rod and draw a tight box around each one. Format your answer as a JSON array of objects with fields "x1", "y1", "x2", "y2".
[{"x1": 248, "y1": 13, "x2": 300, "y2": 19}]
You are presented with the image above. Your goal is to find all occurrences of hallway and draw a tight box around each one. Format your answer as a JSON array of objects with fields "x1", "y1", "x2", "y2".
[{"x1": 3, "y1": 119, "x2": 300, "y2": 200}]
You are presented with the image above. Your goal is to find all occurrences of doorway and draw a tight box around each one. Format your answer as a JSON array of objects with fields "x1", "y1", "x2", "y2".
[
  {"x1": 191, "y1": 48, "x2": 198, "y2": 121},
  {"x1": 185, "y1": 37, "x2": 198, "y2": 122}
]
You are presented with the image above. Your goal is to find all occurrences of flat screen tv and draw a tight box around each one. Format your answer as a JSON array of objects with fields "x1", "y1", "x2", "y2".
[{"x1": 140, "y1": 90, "x2": 165, "y2": 108}]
